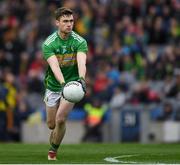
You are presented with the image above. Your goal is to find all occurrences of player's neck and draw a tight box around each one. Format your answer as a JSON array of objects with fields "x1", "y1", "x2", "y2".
[{"x1": 58, "y1": 31, "x2": 71, "y2": 40}]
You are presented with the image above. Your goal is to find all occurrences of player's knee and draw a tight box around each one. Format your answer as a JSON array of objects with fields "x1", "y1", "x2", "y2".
[
  {"x1": 56, "y1": 116, "x2": 66, "y2": 126},
  {"x1": 47, "y1": 120, "x2": 55, "y2": 130}
]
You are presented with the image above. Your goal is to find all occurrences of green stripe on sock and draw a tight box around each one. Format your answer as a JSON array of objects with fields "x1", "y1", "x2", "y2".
[{"x1": 49, "y1": 143, "x2": 60, "y2": 152}]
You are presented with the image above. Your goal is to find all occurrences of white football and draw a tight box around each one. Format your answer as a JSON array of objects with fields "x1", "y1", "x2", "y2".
[{"x1": 62, "y1": 81, "x2": 85, "y2": 103}]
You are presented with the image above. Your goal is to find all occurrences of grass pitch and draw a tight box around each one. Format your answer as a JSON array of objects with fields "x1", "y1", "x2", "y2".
[{"x1": 0, "y1": 143, "x2": 180, "y2": 164}]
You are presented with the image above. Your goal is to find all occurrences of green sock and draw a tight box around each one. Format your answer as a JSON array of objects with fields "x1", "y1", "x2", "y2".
[{"x1": 49, "y1": 143, "x2": 60, "y2": 152}]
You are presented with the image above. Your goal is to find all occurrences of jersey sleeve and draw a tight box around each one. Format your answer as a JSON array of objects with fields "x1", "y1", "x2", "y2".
[
  {"x1": 42, "y1": 43, "x2": 55, "y2": 60},
  {"x1": 77, "y1": 40, "x2": 88, "y2": 53}
]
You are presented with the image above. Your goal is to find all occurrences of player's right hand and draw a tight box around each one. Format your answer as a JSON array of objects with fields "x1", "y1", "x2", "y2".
[{"x1": 61, "y1": 82, "x2": 66, "y2": 98}]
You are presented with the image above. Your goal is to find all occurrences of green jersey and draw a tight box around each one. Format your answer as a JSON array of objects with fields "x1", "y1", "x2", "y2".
[{"x1": 42, "y1": 31, "x2": 88, "y2": 92}]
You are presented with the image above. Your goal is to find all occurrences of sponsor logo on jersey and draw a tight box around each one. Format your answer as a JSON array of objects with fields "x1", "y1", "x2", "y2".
[{"x1": 56, "y1": 53, "x2": 76, "y2": 67}]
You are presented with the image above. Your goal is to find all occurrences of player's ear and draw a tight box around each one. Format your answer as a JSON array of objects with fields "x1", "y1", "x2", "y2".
[{"x1": 55, "y1": 20, "x2": 60, "y2": 27}]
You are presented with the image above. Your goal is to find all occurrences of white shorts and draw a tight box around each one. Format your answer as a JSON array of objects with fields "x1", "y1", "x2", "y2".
[{"x1": 44, "y1": 89, "x2": 62, "y2": 107}]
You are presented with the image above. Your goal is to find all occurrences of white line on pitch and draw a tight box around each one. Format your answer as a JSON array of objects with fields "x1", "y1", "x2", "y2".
[{"x1": 104, "y1": 154, "x2": 140, "y2": 163}]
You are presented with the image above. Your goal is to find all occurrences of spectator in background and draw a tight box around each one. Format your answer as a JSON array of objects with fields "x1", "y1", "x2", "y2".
[
  {"x1": 93, "y1": 70, "x2": 111, "y2": 101},
  {"x1": 82, "y1": 98, "x2": 107, "y2": 142},
  {"x1": 13, "y1": 89, "x2": 33, "y2": 141},
  {"x1": 157, "y1": 102, "x2": 175, "y2": 121},
  {"x1": 109, "y1": 86, "x2": 126, "y2": 109},
  {"x1": 0, "y1": 80, "x2": 8, "y2": 141},
  {"x1": 166, "y1": 68, "x2": 180, "y2": 99},
  {"x1": 0, "y1": 70, "x2": 18, "y2": 141},
  {"x1": 148, "y1": 16, "x2": 168, "y2": 44},
  {"x1": 0, "y1": 26, "x2": 25, "y2": 75},
  {"x1": 129, "y1": 81, "x2": 160, "y2": 105}
]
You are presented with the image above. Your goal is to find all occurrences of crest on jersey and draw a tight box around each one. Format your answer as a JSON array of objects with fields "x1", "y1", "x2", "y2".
[
  {"x1": 62, "y1": 46, "x2": 67, "y2": 54},
  {"x1": 70, "y1": 45, "x2": 75, "y2": 52}
]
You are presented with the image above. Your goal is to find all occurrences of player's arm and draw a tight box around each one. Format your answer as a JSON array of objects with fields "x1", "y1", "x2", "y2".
[
  {"x1": 42, "y1": 43, "x2": 65, "y2": 85},
  {"x1": 77, "y1": 51, "x2": 87, "y2": 92},
  {"x1": 47, "y1": 55, "x2": 65, "y2": 84},
  {"x1": 77, "y1": 51, "x2": 87, "y2": 79},
  {"x1": 76, "y1": 39, "x2": 88, "y2": 92}
]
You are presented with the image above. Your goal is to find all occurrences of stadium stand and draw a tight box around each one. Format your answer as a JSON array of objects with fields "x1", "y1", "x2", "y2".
[{"x1": 0, "y1": 0, "x2": 179, "y2": 142}]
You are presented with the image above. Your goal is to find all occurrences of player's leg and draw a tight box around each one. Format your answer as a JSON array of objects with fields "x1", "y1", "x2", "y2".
[
  {"x1": 46, "y1": 105, "x2": 58, "y2": 129},
  {"x1": 46, "y1": 106, "x2": 59, "y2": 161},
  {"x1": 44, "y1": 89, "x2": 60, "y2": 160},
  {"x1": 50, "y1": 98, "x2": 74, "y2": 150},
  {"x1": 44, "y1": 89, "x2": 60, "y2": 130},
  {"x1": 46, "y1": 106, "x2": 60, "y2": 161},
  {"x1": 46, "y1": 105, "x2": 58, "y2": 144}
]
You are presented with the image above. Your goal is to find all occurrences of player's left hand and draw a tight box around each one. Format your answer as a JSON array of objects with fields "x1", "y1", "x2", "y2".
[{"x1": 77, "y1": 77, "x2": 86, "y2": 93}]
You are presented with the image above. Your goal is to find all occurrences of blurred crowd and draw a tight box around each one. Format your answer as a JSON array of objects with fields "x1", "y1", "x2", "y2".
[{"x1": 0, "y1": 0, "x2": 180, "y2": 141}]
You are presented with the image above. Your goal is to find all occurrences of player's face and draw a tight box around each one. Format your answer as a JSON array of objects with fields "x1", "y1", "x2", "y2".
[{"x1": 56, "y1": 15, "x2": 74, "y2": 34}]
